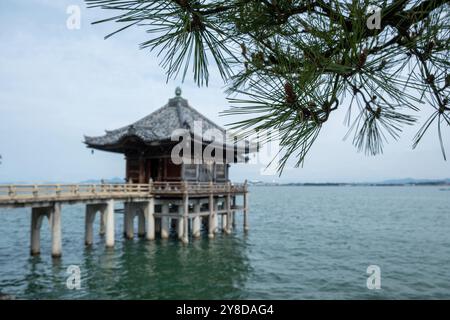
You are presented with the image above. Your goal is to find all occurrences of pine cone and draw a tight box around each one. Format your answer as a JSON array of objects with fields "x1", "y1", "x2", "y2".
[
  {"x1": 284, "y1": 82, "x2": 297, "y2": 104},
  {"x1": 357, "y1": 48, "x2": 368, "y2": 69}
]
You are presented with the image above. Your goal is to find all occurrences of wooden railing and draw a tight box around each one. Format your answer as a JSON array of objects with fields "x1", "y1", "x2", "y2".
[{"x1": 0, "y1": 181, "x2": 247, "y2": 204}]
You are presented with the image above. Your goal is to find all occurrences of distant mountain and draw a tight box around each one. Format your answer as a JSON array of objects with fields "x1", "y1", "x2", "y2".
[
  {"x1": 80, "y1": 177, "x2": 125, "y2": 184},
  {"x1": 379, "y1": 178, "x2": 450, "y2": 185},
  {"x1": 247, "y1": 178, "x2": 450, "y2": 187}
]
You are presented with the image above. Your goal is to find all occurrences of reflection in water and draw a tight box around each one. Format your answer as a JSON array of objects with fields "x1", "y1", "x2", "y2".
[{"x1": 106, "y1": 236, "x2": 250, "y2": 299}]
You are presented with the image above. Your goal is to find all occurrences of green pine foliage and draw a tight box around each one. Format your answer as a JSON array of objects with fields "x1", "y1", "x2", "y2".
[{"x1": 85, "y1": 0, "x2": 450, "y2": 172}]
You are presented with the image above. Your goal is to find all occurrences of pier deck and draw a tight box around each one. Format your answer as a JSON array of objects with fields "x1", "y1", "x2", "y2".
[
  {"x1": 0, "y1": 182, "x2": 246, "y2": 207},
  {"x1": 0, "y1": 181, "x2": 249, "y2": 257}
]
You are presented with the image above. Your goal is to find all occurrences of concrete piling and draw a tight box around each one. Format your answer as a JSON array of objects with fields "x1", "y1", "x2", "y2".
[
  {"x1": 18, "y1": 181, "x2": 249, "y2": 257},
  {"x1": 145, "y1": 198, "x2": 155, "y2": 241},
  {"x1": 161, "y1": 204, "x2": 170, "y2": 239}
]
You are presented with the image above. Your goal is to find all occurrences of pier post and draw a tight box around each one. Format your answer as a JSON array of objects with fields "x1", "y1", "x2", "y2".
[
  {"x1": 232, "y1": 196, "x2": 236, "y2": 229},
  {"x1": 214, "y1": 201, "x2": 219, "y2": 234},
  {"x1": 208, "y1": 193, "x2": 215, "y2": 239},
  {"x1": 30, "y1": 207, "x2": 46, "y2": 256},
  {"x1": 193, "y1": 203, "x2": 201, "y2": 238},
  {"x1": 225, "y1": 183, "x2": 231, "y2": 234},
  {"x1": 161, "y1": 204, "x2": 170, "y2": 239},
  {"x1": 123, "y1": 203, "x2": 128, "y2": 237},
  {"x1": 243, "y1": 185, "x2": 249, "y2": 232},
  {"x1": 84, "y1": 205, "x2": 97, "y2": 246},
  {"x1": 182, "y1": 194, "x2": 189, "y2": 244},
  {"x1": 177, "y1": 205, "x2": 184, "y2": 240},
  {"x1": 99, "y1": 211, "x2": 106, "y2": 236},
  {"x1": 144, "y1": 198, "x2": 155, "y2": 241},
  {"x1": 104, "y1": 200, "x2": 115, "y2": 248},
  {"x1": 125, "y1": 202, "x2": 134, "y2": 239},
  {"x1": 50, "y1": 203, "x2": 62, "y2": 258},
  {"x1": 137, "y1": 211, "x2": 146, "y2": 238},
  {"x1": 222, "y1": 213, "x2": 227, "y2": 232}
]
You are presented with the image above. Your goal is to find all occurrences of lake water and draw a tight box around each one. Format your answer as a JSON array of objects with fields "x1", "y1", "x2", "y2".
[{"x1": 0, "y1": 186, "x2": 449, "y2": 299}]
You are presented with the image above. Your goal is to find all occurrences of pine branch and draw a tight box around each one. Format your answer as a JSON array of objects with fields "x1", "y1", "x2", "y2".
[{"x1": 85, "y1": 0, "x2": 450, "y2": 172}]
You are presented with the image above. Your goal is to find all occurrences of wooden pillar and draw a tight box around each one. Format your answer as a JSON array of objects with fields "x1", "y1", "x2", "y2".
[
  {"x1": 161, "y1": 203, "x2": 170, "y2": 239},
  {"x1": 104, "y1": 200, "x2": 115, "y2": 248},
  {"x1": 30, "y1": 207, "x2": 46, "y2": 256},
  {"x1": 145, "y1": 198, "x2": 155, "y2": 241},
  {"x1": 138, "y1": 156, "x2": 145, "y2": 184},
  {"x1": 84, "y1": 205, "x2": 97, "y2": 246},
  {"x1": 49, "y1": 203, "x2": 62, "y2": 258},
  {"x1": 193, "y1": 203, "x2": 201, "y2": 238}
]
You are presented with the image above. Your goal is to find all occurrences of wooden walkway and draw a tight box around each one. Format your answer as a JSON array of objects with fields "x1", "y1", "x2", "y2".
[
  {"x1": 0, "y1": 181, "x2": 247, "y2": 208},
  {"x1": 0, "y1": 181, "x2": 249, "y2": 257}
]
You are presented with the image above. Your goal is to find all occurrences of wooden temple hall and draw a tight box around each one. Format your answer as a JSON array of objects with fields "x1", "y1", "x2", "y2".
[{"x1": 0, "y1": 88, "x2": 250, "y2": 257}]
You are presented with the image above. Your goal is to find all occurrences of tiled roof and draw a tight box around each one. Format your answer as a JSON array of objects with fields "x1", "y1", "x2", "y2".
[{"x1": 84, "y1": 89, "x2": 226, "y2": 149}]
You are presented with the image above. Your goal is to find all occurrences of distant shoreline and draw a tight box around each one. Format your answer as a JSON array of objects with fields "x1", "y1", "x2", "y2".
[
  {"x1": 248, "y1": 182, "x2": 450, "y2": 187},
  {"x1": 1, "y1": 178, "x2": 449, "y2": 187}
]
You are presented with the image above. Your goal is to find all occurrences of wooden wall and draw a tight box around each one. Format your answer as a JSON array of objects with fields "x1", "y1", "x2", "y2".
[{"x1": 126, "y1": 156, "x2": 228, "y2": 183}]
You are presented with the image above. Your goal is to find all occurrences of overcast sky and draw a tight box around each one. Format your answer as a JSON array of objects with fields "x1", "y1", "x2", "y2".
[{"x1": 0, "y1": 0, "x2": 449, "y2": 183}]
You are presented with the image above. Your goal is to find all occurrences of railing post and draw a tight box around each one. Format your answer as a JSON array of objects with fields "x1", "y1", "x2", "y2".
[
  {"x1": 32, "y1": 185, "x2": 38, "y2": 198},
  {"x1": 126, "y1": 180, "x2": 131, "y2": 194},
  {"x1": 149, "y1": 178, "x2": 153, "y2": 195},
  {"x1": 8, "y1": 185, "x2": 16, "y2": 199},
  {"x1": 56, "y1": 184, "x2": 61, "y2": 198}
]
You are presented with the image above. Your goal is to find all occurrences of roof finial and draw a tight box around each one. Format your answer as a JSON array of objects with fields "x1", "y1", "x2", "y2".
[{"x1": 175, "y1": 87, "x2": 182, "y2": 97}]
